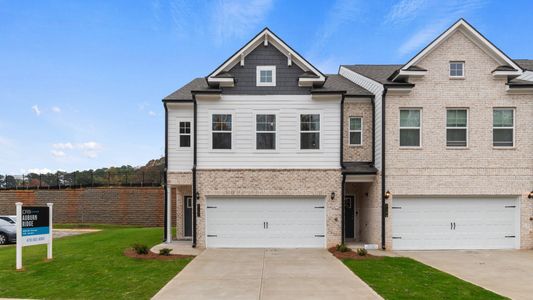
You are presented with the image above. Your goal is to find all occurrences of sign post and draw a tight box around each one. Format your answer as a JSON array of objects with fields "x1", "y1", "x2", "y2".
[{"x1": 15, "y1": 202, "x2": 54, "y2": 270}]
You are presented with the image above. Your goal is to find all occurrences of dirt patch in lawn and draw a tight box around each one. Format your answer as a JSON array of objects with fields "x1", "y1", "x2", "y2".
[
  {"x1": 328, "y1": 247, "x2": 382, "y2": 260},
  {"x1": 124, "y1": 248, "x2": 195, "y2": 260}
]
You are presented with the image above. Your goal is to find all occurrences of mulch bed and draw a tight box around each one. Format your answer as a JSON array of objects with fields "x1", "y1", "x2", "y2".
[
  {"x1": 123, "y1": 248, "x2": 195, "y2": 261},
  {"x1": 328, "y1": 247, "x2": 382, "y2": 260}
]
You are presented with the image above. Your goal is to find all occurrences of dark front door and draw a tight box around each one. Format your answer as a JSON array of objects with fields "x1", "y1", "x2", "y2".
[
  {"x1": 184, "y1": 196, "x2": 192, "y2": 237},
  {"x1": 344, "y1": 196, "x2": 355, "y2": 239}
]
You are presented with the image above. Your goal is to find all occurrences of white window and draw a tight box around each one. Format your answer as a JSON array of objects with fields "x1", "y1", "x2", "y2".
[
  {"x1": 212, "y1": 114, "x2": 232, "y2": 150},
  {"x1": 446, "y1": 109, "x2": 468, "y2": 147},
  {"x1": 179, "y1": 121, "x2": 191, "y2": 148},
  {"x1": 349, "y1": 117, "x2": 363, "y2": 146},
  {"x1": 256, "y1": 66, "x2": 276, "y2": 86},
  {"x1": 399, "y1": 109, "x2": 421, "y2": 147},
  {"x1": 493, "y1": 109, "x2": 514, "y2": 147},
  {"x1": 450, "y1": 61, "x2": 464, "y2": 78},
  {"x1": 300, "y1": 114, "x2": 320, "y2": 150},
  {"x1": 256, "y1": 114, "x2": 276, "y2": 150}
]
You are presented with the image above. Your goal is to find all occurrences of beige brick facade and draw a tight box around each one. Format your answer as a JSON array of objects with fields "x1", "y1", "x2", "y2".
[
  {"x1": 343, "y1": 100, "x2": 373, "y2": 162},
  {"x1": 384, "y1": 30, "x2": 533, "y2": 249},
  {"x1": 194, "y1": 169, "x2": 343, "y2": 248}
]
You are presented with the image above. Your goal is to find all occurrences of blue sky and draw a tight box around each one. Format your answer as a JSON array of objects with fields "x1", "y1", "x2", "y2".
[{"x1": 0, "y1": 0, "x2": 531, "y2": 174}]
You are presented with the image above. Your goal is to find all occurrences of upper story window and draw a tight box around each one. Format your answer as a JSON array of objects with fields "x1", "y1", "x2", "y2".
[
  {"x1": 399, "y1": 109, "x2": 421, "y2": 147},
  {"x1": 446, "y1": 109, "x2": 468, "y2": 147},
  {"x1": 179, "y1": 121, "x2": 191, "y2": 148},
  {"x1": 493, "y1": 108, "x2": 514, "y2": 147},
  {"x1": 212, "y1": 114, "x2": 232, "y2": 150},
  {"x1": 256, "y1": 114, "x2": 276, "y2": 150},
  {"x1": 449, "y1": 61, "x2": 464, "y2": 78},
  {"x1": 300, "y1": 114, "x2": 320, "y2": 150},
  {"x1": 349, "y1": 117, "x2": 363, "y2": 146},
  {"x1": 256, "y1": 66, "x2": 276, "y2": 86}
]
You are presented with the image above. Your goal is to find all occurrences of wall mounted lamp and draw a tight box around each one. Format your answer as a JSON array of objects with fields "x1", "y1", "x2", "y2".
[
  {"x1": 384, "y1": 190, "x2": 391, "y2": 200},
  {"x1": 331, "y1": 192, "x2": 336, "y2": 200},
  {"x1": 528, "y1": 191, "x2": 533, "y2": 199}
]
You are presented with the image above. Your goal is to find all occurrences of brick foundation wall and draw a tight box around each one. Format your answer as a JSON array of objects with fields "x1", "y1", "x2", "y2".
[{"x1": 0, "y1": 187, "x2": 169, "y2": 227}]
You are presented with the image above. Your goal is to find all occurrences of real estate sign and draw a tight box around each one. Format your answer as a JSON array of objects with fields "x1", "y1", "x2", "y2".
[
  {"x1": 21, "y1": 207, "x2": 50, "y2": 246},
  {"x1": 16, "y1": 202, "x2": 54, "y2": 270}
]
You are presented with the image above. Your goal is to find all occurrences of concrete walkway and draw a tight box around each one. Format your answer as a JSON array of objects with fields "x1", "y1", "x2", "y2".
[
  {"x1": 152, "y1": 248, "x2": 381, "y2": 300},
  {"x1": 399, "y1": 250, "x2": 533, "y2": 300}
]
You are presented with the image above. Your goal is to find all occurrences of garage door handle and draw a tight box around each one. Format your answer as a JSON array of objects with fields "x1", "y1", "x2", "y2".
[
  {"x1": 453, "y1": 222, "x2": 456, "y2": 230},
  {"x1": 451, "y1": 222, "x2": 453, "y2": 230}
]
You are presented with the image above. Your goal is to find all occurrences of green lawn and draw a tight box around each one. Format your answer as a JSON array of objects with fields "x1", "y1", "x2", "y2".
[
  {"x1": 343, "y1": 257, "x2": 506, "y2": 300},
  {"x1": 0, "y1": 226, "x2": 192, "y2": 299}
]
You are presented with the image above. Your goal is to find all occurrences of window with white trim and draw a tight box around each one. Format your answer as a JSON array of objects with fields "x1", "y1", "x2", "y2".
[
  {"x1": 179, "y1": 121, "x2": 191, "y2": 148},
  {"x1": 256, "y1": 66, "x2": 276, "y2": 86},
  {"x1": 300, "y1": 114, "x2": 320, "y2": 150},
  {"x1": 212, "y1": 114, "x2": 232, "y2": 150},
  {"x1": 256, "y1": 114, "x2": 276, "y2": 150},
  {"x1": 349, "y1": 117, "x2": 362, "y2": 146},
  {"x1": 399, "y1": 109, "x2": 421, "y2": 147},
  {"x1": 450, "y1": 61, "x2": 464, "y2": 77},
  {"x1": 446, "y1": 109, "x2": 468, "y2": 147},
  {"x1": 493, "y1": 109, "x2": 514, "y2": 147}
]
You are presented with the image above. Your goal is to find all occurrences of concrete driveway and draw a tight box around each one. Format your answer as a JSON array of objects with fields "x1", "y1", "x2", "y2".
[
  {"x1": 152, "y1": 248, "x2": 381, "y2": 300},
  {"x1": 400, "y1": 250, "x2": 533, "y2": 300}
]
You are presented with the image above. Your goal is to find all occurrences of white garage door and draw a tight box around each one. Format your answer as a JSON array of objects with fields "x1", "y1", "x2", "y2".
[
  {"x1": 392, "y1": 197, "x2": 519, "y2": 250},
  {"x1": 206, "y1": 197, "x2": 325, "y2": 248}
]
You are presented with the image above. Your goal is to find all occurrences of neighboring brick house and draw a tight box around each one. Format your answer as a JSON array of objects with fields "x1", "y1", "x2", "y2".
[{"x1": 162, "y1": 19, "x2": 533, "y2": 250}]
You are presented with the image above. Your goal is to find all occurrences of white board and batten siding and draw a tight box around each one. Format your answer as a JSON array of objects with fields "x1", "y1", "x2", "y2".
[
  {"x1": 167, "y1": 103, "x2": 193, "y2": 172},
  {"x1": 195, "y1": 95, "x2": 341, "y2": 169},
  {"x1": 392, "y1": 196, "x2": 520, "y2": 250},
  {"x1": 339, "y1": 67, "x2": 384, "y2": 170}
]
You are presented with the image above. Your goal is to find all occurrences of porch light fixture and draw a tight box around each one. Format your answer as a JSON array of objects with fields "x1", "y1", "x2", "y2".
[
  {"x1": 384, "y1": 190, "x2": 391, "y2": 199},
  {"x1": 330, "y1": 192, "x2": 335, "y2": 200},
  {"x1": 529, "y1": 191, "x2": 533, "y2": 199},
  {"x1": 195, "y1": 192, "x2": 200, "y2": 200}
]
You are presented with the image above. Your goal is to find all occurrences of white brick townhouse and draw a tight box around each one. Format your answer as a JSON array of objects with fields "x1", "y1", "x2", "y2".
[{"x1": 162, "y1": 19, "x2": 533, "y2": 250}]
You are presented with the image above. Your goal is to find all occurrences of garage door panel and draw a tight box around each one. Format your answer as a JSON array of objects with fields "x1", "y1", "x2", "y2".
[
  {"x1": 393, "y1": 197, "x2": 518, "y2": 250},
  {"x1": 206, "y1": 197, "x2": 325, "y2": 248}
]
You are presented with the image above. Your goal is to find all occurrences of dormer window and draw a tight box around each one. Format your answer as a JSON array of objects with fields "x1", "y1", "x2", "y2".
[
  {"x1": 256, "y1": 66, "x2": 276, "y2": 86},
  {"x1": 449, "y1": 61, "x2": 464, "y2": 78}
]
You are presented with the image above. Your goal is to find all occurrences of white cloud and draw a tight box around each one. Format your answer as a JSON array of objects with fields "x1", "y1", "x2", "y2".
[
  {"x1": 52, "y1": 106, "x2": 61, "y2": 113},
  {"x1": 51, "y1": 150, "x2": 66, "y2": 158},
  {"x1": 148, "y1": 111, "x2": 156, "y2": 117},
  {"x1": 309, "y1": 0, "x2": 361, "y2": 57},
  {"x1": 78, "y1": 141, "x2": 102, "y2": 150},
  {"x1": 385, "y1": 0, "x2": 429, "y2": 24},
  {"x1": 26, "y1": 168, "x2": 54, "y2": 174},
  {"x1": 396, "y1": 0, "x2": 487, "y2": 56},
  {"x1": 82, "y1": 151, "x2": 98, "y2": 159},
  {"x1": 211, "y1": 0, "x2": 274, "y2": 44},
  {"x1": 52, "y1": 142, "x2": 74, "y2": 150},
  {"x1": 31, "y1": 105, "x2": 41, "y2": 116}
]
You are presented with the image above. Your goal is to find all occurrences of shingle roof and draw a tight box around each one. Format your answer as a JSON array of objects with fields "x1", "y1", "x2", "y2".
[
  {"x1": 515, "y1": 59, "x2": 533, "y2": 71},
  {"x1": 164, "y1": 78, "x2": 217, "y2": 101},
  {"x1": 312, "y1": 74, "x2": 372, "y2": 96},
  {"x1": 342, "y1": 64, "x2": 410, "y2": 86},
  {"x1": 342, "y1": 162, "x2": 378, "y2": 174}
]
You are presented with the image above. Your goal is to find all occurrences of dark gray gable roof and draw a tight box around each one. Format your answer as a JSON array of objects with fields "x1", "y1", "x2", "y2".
[
  {"x1": 313, "y1": 74, "x2": 372, "y2": 96},
  {"x1": 515, "y1": 59, "x2": 533, "y2": 71},
  {"x1": 164, "y1": 78, "x2": 218, "y2": 101},
  {"x1": 342, "y1": 64, "x2": 412, "y2": 86}
]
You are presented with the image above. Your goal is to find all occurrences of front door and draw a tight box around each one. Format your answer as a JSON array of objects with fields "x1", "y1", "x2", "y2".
[
  {"x1": 184, "y1": 196, "x2": 192, "y2": 237},
  {"x1": 344, "y1": 196, "x2": 355, "y2": 239}
]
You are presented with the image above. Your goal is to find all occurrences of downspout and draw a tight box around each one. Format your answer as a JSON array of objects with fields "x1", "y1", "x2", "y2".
[
  {"x1": 192, "y1": 94, "x2": 198, "y2": 248},
  {"x1": 340, "y1": 94, "x2": 345, "y2": 245},
  {"x1": 371, "y1": 96, "x2": 375, "y2": 166},
  {"x1": 381, "y1": 88, "x2": 388, "y2": 250},
  {"x1": 163, "y1": 102, "x2": 169, "y2": 242}
]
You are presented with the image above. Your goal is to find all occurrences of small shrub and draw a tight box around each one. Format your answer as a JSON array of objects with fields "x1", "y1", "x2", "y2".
[
  {"x1": 159, "y1": 248, "x2": 172, "y2": 256},
  {"x1": 132, "y1": 243, "x2": 149, "y2": 255},
  {"x1": 356, "y1": 248, "x2": 368, "y2": 256},
  {"x1": 336, "y1": 243, "x2": 350, "y2": 253}
]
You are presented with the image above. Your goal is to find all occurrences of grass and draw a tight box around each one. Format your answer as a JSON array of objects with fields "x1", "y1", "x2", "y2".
[
  {"x1": 343, "y1": 257, "x2": 506, "y2": 300},
  {"x1": 0, "y1": 226, "x2": 192, "y2": 299}
]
